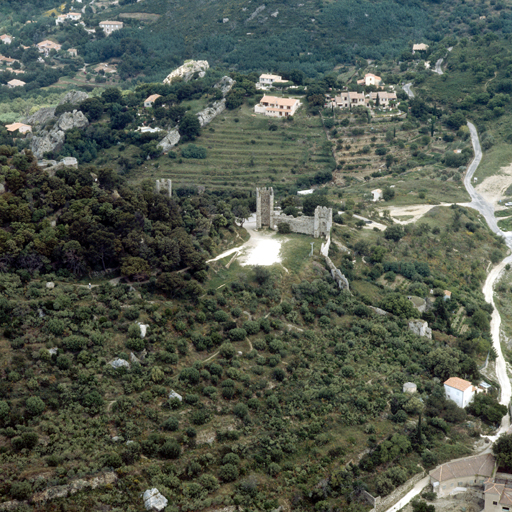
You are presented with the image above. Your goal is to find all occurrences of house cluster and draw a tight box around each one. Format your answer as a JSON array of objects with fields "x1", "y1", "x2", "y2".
[
  {"x1": 56, "y1": 12, "x2": 82, "y2": 25},
  {"x1": 254, "y1": 95, "x2": 301, "y2": 117},
  {"x1": 331, "y1": 90, "x2": 397, "y2": 110}
]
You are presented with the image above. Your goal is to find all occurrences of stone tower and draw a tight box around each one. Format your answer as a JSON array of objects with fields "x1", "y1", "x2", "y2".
[
  {"x1": 314, "y1": 206, "x2": 333, "y2": 238},
  {"x1": 155, "y1": 179, "x2": 172, "y2": 198},
  {"x1": 256, "y1": 187, "x2": 274, "y2": 229}
]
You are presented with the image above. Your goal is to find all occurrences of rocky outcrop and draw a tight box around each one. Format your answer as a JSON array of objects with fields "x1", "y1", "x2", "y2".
[
  {"x1": 408, "y1": 320, "x2": 432, "y2": 339},
  {"x1": 143, "y1": 488, "x2": 168, "y2": 511},
  {"x1": 110, "y1": 358, "x2": 130, "y2": 369},
  {"x1": 30, "y1": 130, "x2": 65, "y2": 159},
  {"x1": 157, "y1": 127, "x2": 181, "y2": 151},
  {"x1": 163, "y1": 60, "x2": 209, "y2": 84},
  {"x1": 214, "y1": 76, "x2": 235, "y2": 97},
  {"x1": 59, "y1": 90, "x2": 89, "y2": 105},
  {"x1": 197, "y1": 99, "x2": 226, "y2": 127},
  {"x1": 30, "y1": 110, "x2": 89, "y2": 159},
  {"x1": 57, "y1": 110, "x2": 88, "y2": 131},
  {"x1": 32, "y1": 472, "x2": 118, "y2": 503},
  {"x1": 26, "y1": 107, "x2": 56, "y2": 128}
]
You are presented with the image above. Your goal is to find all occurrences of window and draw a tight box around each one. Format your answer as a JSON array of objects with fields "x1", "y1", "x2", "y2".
[
  {"x1": 493, "y1": 502, "x2": 498, "y2": 506},
  {"x1": 502, "y1": 507, "x2": 509, "y2": 511}
]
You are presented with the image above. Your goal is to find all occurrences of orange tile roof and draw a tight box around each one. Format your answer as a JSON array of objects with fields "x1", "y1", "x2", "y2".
[
  {"x1": 444, "y1": 377, "x2": 472, "y2": 391},
  {"x1": 145, "y1": 94, "x2": 162, "y2": 103},
  {"x1": 430, "y1": 453, "x2": 495, "y2": 483}
]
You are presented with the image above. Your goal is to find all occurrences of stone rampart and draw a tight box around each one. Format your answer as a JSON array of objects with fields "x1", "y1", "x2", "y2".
[{"x1": 275, "y1": 214, "x2": 315, "y2": 235}]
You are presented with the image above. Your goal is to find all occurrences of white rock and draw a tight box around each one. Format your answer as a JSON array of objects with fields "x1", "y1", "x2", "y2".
[
  {"x1": 157, "y1": 127, "x2": 181, "y2": 152},
  {"x1": 214, "y1": 76, "x2": 235, "y2": 97},
  {"x1": 197, "y1": 99, "x2": 226, "y2": 127},
  {"x1": 138, "y1": 323, "x2": 149, "y2": 338},
  {"x1": 109, "y1": 358, "x2": 130, "y2": 369},
  {"x1": 169, "y1": 390, "x2": 182, "y2": 402},
  {"x1": 163, "y1": 60, "x2": 209, "y2": 84},
  {"x1": 46, "y1": 282, "x2": 55, "y2": 289},
  {"x1": 143, "y1": 488, "x2": 168, "y2": 511},
  {"x1": 48, "y1": 348, "x2": 58, "y2": 355},
  {"x1": 57, "y1": 110, "x2": 89, "y2": 131},
  {"x1": 408, "y1": 320, "x2": 432, "y2": 339}
]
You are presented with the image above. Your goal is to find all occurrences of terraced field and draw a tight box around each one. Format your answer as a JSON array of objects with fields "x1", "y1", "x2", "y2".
[{"x1": 152, "y1": 104, "x2": 335, "y2": 192}]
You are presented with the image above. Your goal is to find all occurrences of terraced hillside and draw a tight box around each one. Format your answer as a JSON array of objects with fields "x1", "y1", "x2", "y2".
[{"x1": 149, "y1": 105, "x2": 335, "y2": 193}]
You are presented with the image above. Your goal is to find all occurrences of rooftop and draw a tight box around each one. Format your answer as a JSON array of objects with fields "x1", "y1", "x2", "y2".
[
  {"x1": 430, "y1": 453, "x2": 495, "y2": 483},
  {"x1": 444, "y1": 377, "x2": 472, "y2": 392}
]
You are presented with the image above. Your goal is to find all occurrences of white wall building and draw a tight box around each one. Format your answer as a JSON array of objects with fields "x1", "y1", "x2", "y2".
[
  {"x1": 254, "y1": 95, "x2": 300, "y2": 117},
  {"x1": 444, "y1": 377, "x2": 476, "y2": 408},
  {"x1": 99, "y1": 21, "x2": 124, "y2": 36},
  {"x1": 259, "y1": 74, "x2": 283, "y2": 85}
]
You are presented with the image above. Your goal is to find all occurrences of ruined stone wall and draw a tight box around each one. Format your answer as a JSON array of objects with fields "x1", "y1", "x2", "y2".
[
  {"x1": 256, "y1": 187, "x2": 274, "y2": 228},
  {"x1": 274, "y1": 214, "x2": 315, "y2": 235},
  {"x1": 155, "y1": 179, "x2": 172, "y2": 198}
]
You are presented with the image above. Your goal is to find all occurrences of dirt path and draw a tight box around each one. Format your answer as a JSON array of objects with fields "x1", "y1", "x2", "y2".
[{"x1": 378, "y1": 203, "x2": 451, "y2": 224}]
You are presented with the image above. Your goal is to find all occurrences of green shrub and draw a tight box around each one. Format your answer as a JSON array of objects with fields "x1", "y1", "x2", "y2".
[
  {"x1": 163, "y1": 416, "x2": 179, "y2": 431},
  {"x1": 181, "y1": 144, "x2": 207, "y2": 159},
  {"x1": 277, "y1": 223, "x2": 291, "y2": 234}
]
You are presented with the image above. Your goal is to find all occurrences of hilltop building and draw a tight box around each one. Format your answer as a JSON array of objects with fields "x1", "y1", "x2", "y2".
[
  {"x1": 357, "y1": 73, "x2": 382, "y2": 86},
  {"x1": 99, "y1": 21, "x2": 123, "y2": 36}
]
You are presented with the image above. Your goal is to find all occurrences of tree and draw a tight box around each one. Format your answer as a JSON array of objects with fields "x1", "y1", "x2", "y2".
[
  {"x1": 26, "y1": 396, "x2": 45, "y2": 416},
  {"x1": 384, "y1": 225, "x2": 404, "y2": 242},
  {"x1": 232, "y1": 204, "x2": 250, "y2": 227},
  {"x1": 79, "y1": 98, "x2": 103, "y2": 121},
  {"x1": 179, "y1": 113, "x2": 201, "y2": 141},
  {"x1": 494, "y1": 434, "x2": 512, "y2": 471},
  {"x1": 302, "y1": 194, "x2": 330, "y2": 216},
  {"x1": 121, "y1": 257, "x2": 150, "y2": 281}
]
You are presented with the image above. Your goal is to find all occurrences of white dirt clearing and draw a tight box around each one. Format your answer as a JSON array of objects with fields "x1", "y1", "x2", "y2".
[
  {"x1": 475, "y1": 163, "x2": 512, "y2": 209},
  {"x1": 378, "y1": 203, "x2": 451, "y2": 224},
  {"x1": 207, "y1": 215, "x2": 283, "y2": 267}
]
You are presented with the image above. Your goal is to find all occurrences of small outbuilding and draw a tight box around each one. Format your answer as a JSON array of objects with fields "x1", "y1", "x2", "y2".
[{"x1": 144, "y1": 94, "x2": 162, "y2": 108}]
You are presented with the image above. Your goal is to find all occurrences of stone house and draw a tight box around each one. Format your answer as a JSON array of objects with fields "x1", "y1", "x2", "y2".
[
  {"x1": 259, "y1": 74, "x2": 283, "y2": 85},
  {"x1": 413, "y1": 43, "x2": 429, "y2": 53},
  {"x1": 369, "y1": 91, "x2": 397, "y2": 107},
  {"x1": 444, "y1": 377, "x2": 476, "y2": 408},
  {"x1": 430, "y1": 453, "x2": 495, "y2": 497},
  {"x1": 357, "y1": 73, "x2": 382, "y2": 86},
  {"x1": 7, "y1": 79, "x2": 25, "y2": 88},
  {"x1": 37, "y1": 40, "x2": 62, "y2": 55},
  {"x1": 99, "y1": 21, "x2": 124, "y2": 36},
  {"x1": 485, "y1": 474, "x2": 512, "y2": 512},
  {"x1": 333, "y1": 91, "x2": 365, "y2": 108},
  {"x1": 144, "y1": 94, "x2": 162, "y2": 108},
  {"x1": 371, "y1": 189, "x2": 383, "y2": 201},
  {"x1": 5, "y1": 122, "x2": 31, "y2": 134},
  {"x1": 254, "y1": 96, "x2": 301, "y2": 117}
]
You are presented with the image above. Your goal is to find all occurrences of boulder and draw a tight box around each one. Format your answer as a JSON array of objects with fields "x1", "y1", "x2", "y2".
[
  {"x1": 163, "y1": 60, "x2": 209, "y2": 84},
  {"x1": 143, "y1": 488, "x2": 168, "y2": 512},
  {"x1": 169, "y1": 390, "x2": 182, "y2": 402},
  {"x1": 157, "y1": 127, "x2": 181, "y2": 152},
  {"x1": 197, "y1": 99, "x2": 226, "y2": 127},
  {"x1": 408, "y1": 319, "x2": 432, "y2": 339},
  {"x1": 57, "y1": 110, "x2": 89, "y2": 131},
  {"x1": 214, "y1": 76, "x2": 235, "y2": 97},
  {"x1": 109, "y1": 358, "x2": 130, "y2": 369},
  {"x1": 58, "y1": 90, "x2": 89, "y2": 106},
  {"x1": 46, "y1": 282, "x2": 55, "y2": 289}
]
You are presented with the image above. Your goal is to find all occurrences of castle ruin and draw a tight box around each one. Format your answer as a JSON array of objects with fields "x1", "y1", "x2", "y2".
[
  {"x1": 256, "y1": 187, "x2": 274, "y2": 229},
  {"x1": 155, "y1": 179, "x2": 172, "y2": 198}
]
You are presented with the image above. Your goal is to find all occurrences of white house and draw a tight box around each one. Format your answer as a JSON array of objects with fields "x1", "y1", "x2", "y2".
[
  {"x1": 371, "y1": 189, "x2": 383, "y2": 201},
  {"x1": 5, "y1": 122, "x2": 31, "y2": 134},
  {"x1": 7, "y1": 79, "x2": 26, "y2": 88},
  {"x1": 56, "y1": 12, "x2": 82, "y2": 25},
  {"x1": 144, "y1": 94, "x2": 162, "y2": 108},
  {"x1": 254, "y1": 95, "x2": 300, "y2": 117},
  {"x1": 37, "y1": 40, "x2": 62, "y2": 55},
  {"x1": 99, "y1": 21, "x2": 124, "y2": 36},
  {"x1": 357, "y1": 73, "x2": 382, "y2": 86},
  {"x1": 444, "y1": 377, "x2": 475, "y2": 408},
  {"x1": 0, "y1": 35, "x2": 12, "y2": 44},
  {"x1": 259, "y1": 74, "x2": 283, "y2": 85}
]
